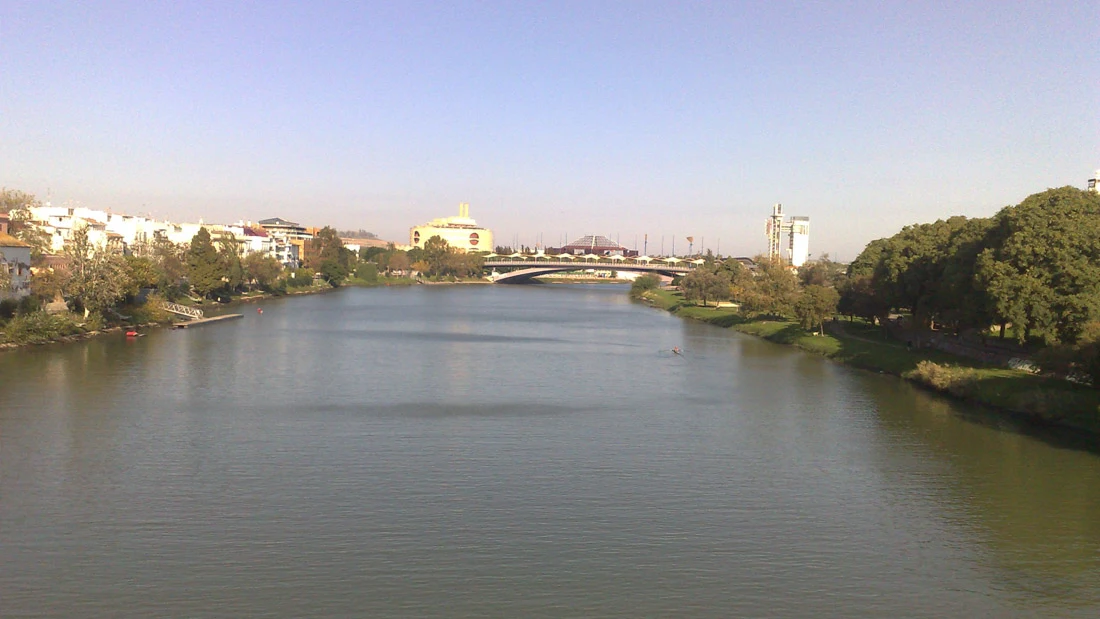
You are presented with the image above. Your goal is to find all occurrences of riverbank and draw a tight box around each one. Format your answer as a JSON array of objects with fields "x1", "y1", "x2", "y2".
[
  {"x1": 638, "y1": 288, "x2": 1100, "y2": 435},
  {"x1": 0, "y1": 283, "x2": 339, "y2": 352}
]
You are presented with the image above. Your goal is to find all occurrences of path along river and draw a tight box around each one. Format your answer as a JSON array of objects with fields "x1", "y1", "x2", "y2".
[{"x1": 1, "y1": 285, "x2": 1098, "y2": 618}]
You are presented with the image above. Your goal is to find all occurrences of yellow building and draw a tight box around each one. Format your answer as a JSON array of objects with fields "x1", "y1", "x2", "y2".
[{"x1": 409, "y1": 203, "x2": 492, "y2": 253}]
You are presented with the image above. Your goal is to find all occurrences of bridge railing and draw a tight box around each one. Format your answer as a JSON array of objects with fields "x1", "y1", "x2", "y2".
[
  {"x1": 482, "y1": 259, "x2": 695, "y2": 270},
  {"x1": 163, "y1": 302, "x2": 204, "y2": 320}
]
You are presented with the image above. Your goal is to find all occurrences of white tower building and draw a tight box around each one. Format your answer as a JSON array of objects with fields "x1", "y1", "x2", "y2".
[
  {"x1": 788, "y1": 217, "x2": 810, "y2": 267},
  {"x1": 764, "y1": 204, "x2": 810, "y2": 266},
  {"x1": 1088, "y1": 169, "x2": 1099, "y2": 192}
]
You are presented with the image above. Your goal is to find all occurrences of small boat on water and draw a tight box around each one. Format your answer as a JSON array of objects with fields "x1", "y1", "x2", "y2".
[{"x1": 125, "y1": 330, "x2": 143, "y2": 337}]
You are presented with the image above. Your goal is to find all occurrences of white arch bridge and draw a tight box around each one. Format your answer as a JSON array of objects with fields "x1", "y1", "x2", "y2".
[{"x1": 484, "y1": 257, "x2": 697, "y2": 284}]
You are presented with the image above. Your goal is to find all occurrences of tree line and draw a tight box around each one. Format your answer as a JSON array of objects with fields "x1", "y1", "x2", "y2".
[
  {"x1": 635, "y1": 251, "x2": 844, "y2": 336},
  {"x1": 839, "y1": 186, "x2": 1100, "y2": 383},
  {"x1": 640, "y1": 186, "x2": 1100, "y2": 385}
]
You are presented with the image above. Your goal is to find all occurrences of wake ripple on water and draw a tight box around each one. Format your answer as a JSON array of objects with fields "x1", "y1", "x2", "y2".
[{"x1": 298, "y1": 402, "x2": 579, "y2": 419}]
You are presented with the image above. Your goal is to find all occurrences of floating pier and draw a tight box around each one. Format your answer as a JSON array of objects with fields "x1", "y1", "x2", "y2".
[{"x1": 173, "y1": 314, "x2": 244, "y2": 329}]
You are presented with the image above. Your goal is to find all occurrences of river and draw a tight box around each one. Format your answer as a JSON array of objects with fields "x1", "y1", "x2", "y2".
[{"x1": 2, "y1": 284, "x2": 1098, "y2": 618}]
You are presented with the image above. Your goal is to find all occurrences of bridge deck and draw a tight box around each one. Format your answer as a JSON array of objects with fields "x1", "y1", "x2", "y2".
[
  {"x1": 485, "y1": 259, "x2": 693, "y2": 283},
  {"x1": 172, "y1": 314, "x2": 243, "y2": 329}
]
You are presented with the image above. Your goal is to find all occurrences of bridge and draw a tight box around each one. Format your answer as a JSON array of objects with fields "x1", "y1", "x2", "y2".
[
  {"x1": 483, "y1": 256, "x2": 698, "y2": 284},
  {"x1": 163, "y1": 302, "x2": 204, "y2": 320}
]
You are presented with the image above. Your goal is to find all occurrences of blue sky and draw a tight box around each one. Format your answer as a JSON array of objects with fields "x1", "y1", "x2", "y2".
[{"x1": 1, "y1": 1, "x2": 1096, "y2": 259}]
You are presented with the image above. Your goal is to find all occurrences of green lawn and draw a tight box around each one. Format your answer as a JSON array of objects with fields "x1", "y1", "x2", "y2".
[{"x1": 636, "y1": 288, "x2": 1100, "y2": 434}]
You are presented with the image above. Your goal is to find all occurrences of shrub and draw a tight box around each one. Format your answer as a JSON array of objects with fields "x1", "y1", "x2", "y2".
[
  {"x1": 906, "y1": 361, "x2": 980, "y2": 396},
  {"x1": 356, "y1": 262, "x2": 379, "y2": 283},
  {"x1": 127, "y1": 293, "x2": 174, "y2": 324},
  {"x1": 17, "y1": 295, "x2": 41, "y2": 316},
  {"x1": 630, "y1": 274, "x2": 661, "y2": 298},
  {"x1": 286, "y1": 268, "x2": 315, "y2": 288},
  {"x1": 2, "y1": 311, "x2": 84, "y2": 345}
]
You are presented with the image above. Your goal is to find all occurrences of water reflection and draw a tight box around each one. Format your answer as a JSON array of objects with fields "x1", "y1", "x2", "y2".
[{"x1": 1, "y1": 285, "x2": 1098, "y2": 618}]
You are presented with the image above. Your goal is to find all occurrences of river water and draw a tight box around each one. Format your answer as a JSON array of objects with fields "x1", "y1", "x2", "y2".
[{"x1": 1, "y1": 285, "x2": 1098, "y2": 618}]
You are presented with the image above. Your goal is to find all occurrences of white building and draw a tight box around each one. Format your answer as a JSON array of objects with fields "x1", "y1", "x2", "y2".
[
  {"x1": 764, "y1": 203, "x2": 810, "y2": 267},
  {"x1": 1089, "y1": 169, "x2": 1100, "y2": 192},
  {"x1": 258, "y1": 217, "x2": 311, "y2": 267},
  {"x1": 409, "y1": 203, "x2": 492, "y2": 253},
  {"x1": 788, "y1": 216, "x2": 810, "y2": 268}
]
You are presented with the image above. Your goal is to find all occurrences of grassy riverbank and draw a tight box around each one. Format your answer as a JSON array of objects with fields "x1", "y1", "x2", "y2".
[{"x1": 638, "y1": 288, "x2": 1100, "y2": 434}]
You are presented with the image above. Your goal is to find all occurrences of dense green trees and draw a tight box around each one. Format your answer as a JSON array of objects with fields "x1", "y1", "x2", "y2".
[
  {"x1": 62, "y1": 227, "x2": 131, "y2": 318},
  {"x1": 681, "y1": 268, "x2": 730, "y2": 307},
  {"x1": 629, "y1": 274, "x2": 661, "y2": 297},
  {"x1": 794, "y1": 285, "x2": 840, "y2": 335},
  {"x1": 187, "y1": 228, "x2": 226, "y2": 299},
  {"x1": 839, "y1": 187, "x2": 1100, "y2": 384},
  {"x1": 976, "y1": 187, "x2": 1100, "y2": 345},
  {"x1": 306, "y1": 226, "x2": 353, "y2": 286},
  {"x1": 243, "y1": 253, "x2": 282, "y2": 290},
  {"x1": 739, "y1": 258, "x2": 799, "y2": 317},
  {"x1": 416, "y1": 236, "x2": 484, "y2": 279},
  {"x1": 845, "y1": 187, "x2": 1100, "y2": 346}
]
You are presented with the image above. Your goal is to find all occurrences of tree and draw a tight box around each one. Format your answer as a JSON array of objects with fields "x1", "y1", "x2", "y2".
[
  {"x1": 359, "y1": 246, "x2": 386, "y2": 262},
  {"x1": 741, "y1": 256, "x2": 798, "y2": 317},
  {"x1": 306, "y1": 226, "x2": 351, "y2": 285},
  {"x1": 30, "y1": 268, "x2": 64, "y2": 303},
  {"x1": 681, "y1": 268, "x2": 730, "y2": 307},
  {"x1": 718, "y1": 259, "x2": 755, "y2": 302},
  {"x1": 151, "y1": 237, "x2": 188, "y2": 298},
  {"x1": 837, "y1": 274, "x2": 887, "y2": 324},
  {"x1": 187, "y1": 228, "x2": 225, "y2": 299},
  {"x1": 936, "y1": 217, "x2": 996, "y2": 333},
  {"x1": 62, "y1": 227, "x2": 132, "y2": 318},
  {"x1": 423, "y1": 235, "x2": 451, "y2": 276},
  {"x1": 795, "y1": 285, "x2": 840, "y2": 335},
  {"x1": 243, "y1": 253, "x2": 282, "y2": 289},
  {"x1": 320, "y1": 259, "x2": 348, "y2": 286},
  {"x1": 0, "y1": 250, "x2": 10, "y2": 295},
  {"x1": 798, "y1": 254, "x2": 845, "y2": 288},
  {"x1": 216, "y1": 233, "x2": 245, "y2": 292},
  {"x1": 976, "y1": 187, "x2": 1100, "y2": 345},
  {"x1": 0, "y1": 188, "x2": 39, "y2": 214},
  {"x1": 387, "y1": 252, "x2": 411, "y2": 274},
  {"x1": 630, "y1": 273, "x2": 661, "y2": 298},
  {"x1": 2, "y1": 190, "x2": 52, "y2": 262},
  {"x1": 12, "y1": 223, "x2": 52, "y2": 264},
  {"x1": 443, "y1": 251, "x2": 484, "y2": 278},
  {"x1": 123, "y1": 255, "x2": 162, "y2": 300},
  {"x1": 869, "y1": 217, "x2": 970, "y2": 329},
  {"x1": 355, "y1": 262, "x2": 379, "y2": 283}
]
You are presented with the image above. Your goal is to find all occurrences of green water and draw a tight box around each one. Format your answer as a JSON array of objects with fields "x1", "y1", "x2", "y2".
[{"x1": 2, "y1": 285, "x2": 1098, "y2": 617}]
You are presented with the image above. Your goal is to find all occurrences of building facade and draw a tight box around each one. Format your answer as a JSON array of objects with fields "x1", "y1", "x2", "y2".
[
  {"x1": 409, "y1": 203, "x2": 492, "y2": 253},
  {"x1": 0, "y1": 232, "x2": 32, "y2": 300},
  {"x1": 258, "y1": 217, "x2": 312, "y2": 267},
  {"x1": 765, "y1": 203, "x2": 810, "y2": 267}
]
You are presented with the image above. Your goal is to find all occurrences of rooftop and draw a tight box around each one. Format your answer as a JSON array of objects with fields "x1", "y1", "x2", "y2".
[
  {"x1": 0, "y1": 232, "x2": 32, "y2": 248},
  {"x1": 562, "y1": 235, "x2": 625, "y2": 250},
  {"x1": 258, "y1": 217, "x2": 301, "y2": 227}
]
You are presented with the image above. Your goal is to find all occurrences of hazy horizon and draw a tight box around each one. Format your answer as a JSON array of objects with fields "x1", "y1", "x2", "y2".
[{"x1": 2, "y1": 1, "x2": 1096, "y2": 260}]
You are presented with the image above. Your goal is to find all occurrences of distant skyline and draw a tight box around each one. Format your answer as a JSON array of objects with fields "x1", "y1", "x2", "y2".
[{"x1": 2, "y1": 1, "x2": 1096, "y2": 260}]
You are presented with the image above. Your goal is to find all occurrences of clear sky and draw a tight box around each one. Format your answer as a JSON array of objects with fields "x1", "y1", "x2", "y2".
[{"x1": 1, "y1": 1, "x2": 1096, "y2": 259}]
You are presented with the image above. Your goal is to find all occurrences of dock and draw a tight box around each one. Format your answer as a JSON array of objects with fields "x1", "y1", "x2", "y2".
[{"x1": 173, "y1": 314, "x2": 244, "y2": 329}]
